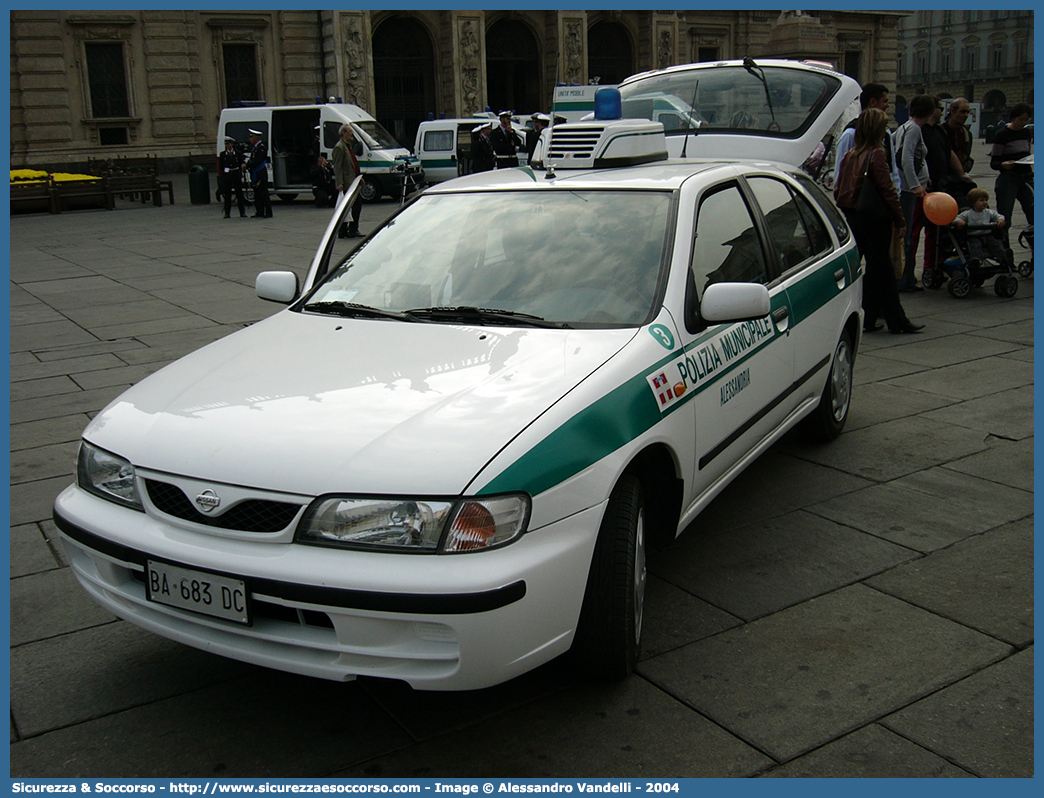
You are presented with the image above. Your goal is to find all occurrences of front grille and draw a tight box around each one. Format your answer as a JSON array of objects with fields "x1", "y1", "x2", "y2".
[{"x1": 144, "y1": 479, "x2": 301, "y2": 533}]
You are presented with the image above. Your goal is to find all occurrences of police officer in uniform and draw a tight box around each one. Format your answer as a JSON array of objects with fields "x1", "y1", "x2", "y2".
[
  {"x1": 490, "y1": 111, "x2": 522, "y2": 168},
  {"x1": 470, "y1": 122, "x2": 496, "y2": 173},
  {"x1": 526, "y1": 113, "x2": 551, "y2": 162},
  {"x1": 218, "y1": 135, "x2": 247, "y2": 218},
  {"x1": 246, "y1": 128, "x2": 272, "y2": 218}
]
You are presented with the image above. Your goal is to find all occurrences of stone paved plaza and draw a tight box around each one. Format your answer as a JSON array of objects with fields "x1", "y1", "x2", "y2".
[{"x1": 9, "y1": 141, "x2": 1033, "y2": 777}]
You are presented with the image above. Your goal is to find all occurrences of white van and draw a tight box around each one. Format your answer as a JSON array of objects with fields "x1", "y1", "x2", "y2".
[
  {"x1": 218, "y1": 103, "x2": 422, "y2": 202},
  {"x1": 550, "y1": 84, "x2": 618, "y2": 122},
  {"x1": 415, "y1": 115, "x2": 529, "y2": 183}
]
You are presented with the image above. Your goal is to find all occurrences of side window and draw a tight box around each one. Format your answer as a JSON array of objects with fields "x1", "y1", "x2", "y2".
[
  {"x1": 323, "y1": 121, "x2": 342, "y2": 152},
  {"x1": 690, "y1": 183, "x2": 768, "y2": 297},
  {"x1": 746, "y1": 176, "x2": 824, "y2": 273},
  {"x1": 423, "y1": 130, "x2": 455, "y2": 152},
  {"x1": 790, "y1": 189, "x2": 832, "y2": 261},
  {"x1": 791, "y1": 172, "x2": 851, "y2": 245}
]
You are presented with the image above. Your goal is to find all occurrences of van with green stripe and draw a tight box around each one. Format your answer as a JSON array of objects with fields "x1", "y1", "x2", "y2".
[{"x1": 56, "y1": 59, "x2": 862, "y2": 690}]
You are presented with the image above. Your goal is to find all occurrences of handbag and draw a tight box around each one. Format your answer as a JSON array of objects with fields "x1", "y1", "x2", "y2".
[
  {"x1": 855, "y1": 151, "x2": 892, "y2": 218},
  {"x1": 890, "y1": 226, "x2": 905, "y2": 279}
]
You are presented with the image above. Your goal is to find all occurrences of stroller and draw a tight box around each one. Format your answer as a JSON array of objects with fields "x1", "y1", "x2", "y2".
[
  {"x1": 1016, "y1": 225, "x2": 1033, "y2": 277},
  {"x1": 921, "y1": 175, "x2": 1019, "y2": 298},
  {"x1": 922, "y1": 221, "x2": 1019, "y2": 298}
]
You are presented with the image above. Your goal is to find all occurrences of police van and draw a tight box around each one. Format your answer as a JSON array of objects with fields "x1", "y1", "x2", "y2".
[
  {"x1": 414, "y1": 114, "x2": 530, "y2": 183},
  {"x1": 56, "y1": 60, "x2": 863, "y2": 691},
  {"x1": 218, "y1": 102, "x2": 421, "y2": 202}
]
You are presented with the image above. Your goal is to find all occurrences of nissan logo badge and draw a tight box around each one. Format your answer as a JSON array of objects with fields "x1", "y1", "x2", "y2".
[{"x1": 195, "y1": 489, "x2": 221, "y2": 513}]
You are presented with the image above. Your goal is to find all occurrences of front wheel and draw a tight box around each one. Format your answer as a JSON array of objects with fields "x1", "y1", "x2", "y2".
[
  {"x1": 359, "y1": 177, "x2": 380, "y2": 203},
  {"x1": 1017, "y1": 260, "x2": 1033, "y2": 277},
  {"x1": 570, "y1": 474, "x2": 646, "y2": 678},
  {"x1": 800, "y1": 329, "x2": 854, "y2": 442}
]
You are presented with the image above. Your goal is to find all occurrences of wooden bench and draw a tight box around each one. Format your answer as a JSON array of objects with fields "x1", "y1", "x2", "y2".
[
  {"x1": 87, "y1": 153, "x2": 175, "y2": 204},
  {"x1": 10, "y1": 179, "x2": 58, "y2": 214},
  {"x1": 107, "y1": 173, "x2": 167, "y2": 206},
  {"x1": 53, "y1": 177, "x2": 114, "y2": 212}
]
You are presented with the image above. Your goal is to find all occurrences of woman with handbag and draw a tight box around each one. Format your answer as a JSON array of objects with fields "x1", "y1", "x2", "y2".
[{"x1": 835, "y1": 108, "x2": 924, "y2": 334}]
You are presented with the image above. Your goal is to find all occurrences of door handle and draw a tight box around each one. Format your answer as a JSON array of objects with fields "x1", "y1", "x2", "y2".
[{"x1": 771, "y1": 307, "x2": 789, "y2": 323}]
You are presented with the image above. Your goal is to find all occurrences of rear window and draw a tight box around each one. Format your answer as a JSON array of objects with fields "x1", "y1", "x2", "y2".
[
  {"x1": 619, "y1": 64, "x2": 841, "y2": 138},
  {"x1": 423, "y1": 130, "x2": 455, "y2": 152}
]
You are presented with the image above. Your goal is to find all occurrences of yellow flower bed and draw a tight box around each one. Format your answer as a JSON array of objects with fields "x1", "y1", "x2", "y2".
[
  {"x1": 10, "y1": 169, "x2": 48, "y2": 182},
  {"x1": 10, "y1": 170, "x2": 100, "y2": 183},
  {"x1": 52, "y1": 172, "x2": 100, "y2": 182}
]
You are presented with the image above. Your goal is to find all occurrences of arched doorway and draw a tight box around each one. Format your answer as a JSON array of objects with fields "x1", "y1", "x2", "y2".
[
  {"x1": 486, "y1": 20, "x2": 540, "y2": 114},
  {"x1": 372, "y1": 17, "x2": 436, "y2": 149},
  {"x1": 589, "y1": 21, "x2": 634, "y2": 85}
]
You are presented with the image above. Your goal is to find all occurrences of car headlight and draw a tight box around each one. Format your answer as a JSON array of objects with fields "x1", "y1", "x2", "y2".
[
  {"x1": 77, "y1": 441, "x2": 143, "y2": 511},
  {"x1": 296, "y1": 494, "x2": 530, "y2": 553}
]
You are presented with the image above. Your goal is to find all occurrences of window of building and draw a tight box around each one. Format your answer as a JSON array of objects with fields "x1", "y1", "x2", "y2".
[
  {"x1": 1013, "y1": 39, "x2": 1027, "y2": 67},
  {"x1": 698, "y1": 46, "x2": 720, "y2": 63},
  {"x1": 223, "y1": 43, "x2": 260, "y2": 105},
  {"x1": 915, "y1": 49, "x2": 929, "y2": 76},
  {"x1": 844, "y1": 50, "x2": 861, "y2": 82},
  {"x1": 962, "y1": 45, "x2": 977, "y2": 73},
  {"x1": 938, "y1": 48, "x2": 953, "y2": 74},
  {"x1": 85, "y1": 42, "x2": 130, "y2": 118},
  {"x1": 991, "y1": 42, "x2": 1006, "y2": 72}
]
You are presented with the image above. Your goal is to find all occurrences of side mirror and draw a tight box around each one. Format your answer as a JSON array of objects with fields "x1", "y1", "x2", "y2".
[
  {"x1": 352, "y1": 141, "x2": 363, "y2": 156},
  {"x1": 700, "y1": 282, "x2": 771, "y2": 323},
  {"x1": 256, "y1": 271, "x2": 299, "y2": 304}
]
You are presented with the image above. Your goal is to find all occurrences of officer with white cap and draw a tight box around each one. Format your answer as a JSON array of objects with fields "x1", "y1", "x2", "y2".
[
  {"x1": 471, "y1": 121, "x2": 495, "y2": 173},
  {"x1": 218, "y1": 135, "x2": 247, "y2": 218},
  {"x1": 527, "y1": 113, "x2": 551, "y2": 161},
  {"x1": 490, "y1": 110, "x2": 522, "y2": 168},
  {"x1": 245, "y1": 128, "x2": 272, "y2": 218}
]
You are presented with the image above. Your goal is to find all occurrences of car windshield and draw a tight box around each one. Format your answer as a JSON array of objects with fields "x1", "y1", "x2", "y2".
[
  {"x1": 355, "y1": 120, "x2": 401, "y2": 150},
  {"x1": 305, "y1": 190, "x2": 673, "y2": 327},
  {"x1": 619, "y1": 64, "x2": 840, "y2": 137}
]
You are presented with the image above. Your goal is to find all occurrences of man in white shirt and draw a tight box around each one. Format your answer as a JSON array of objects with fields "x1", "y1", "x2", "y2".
[{"x1": 833, "y1": 83, "x2": 900, "y2": 191}]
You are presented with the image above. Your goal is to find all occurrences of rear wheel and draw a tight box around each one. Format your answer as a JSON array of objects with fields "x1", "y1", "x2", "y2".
[
  {"x1": 801, "y1": 329, "x2": 853, "y2": 442},
  {"x1": 1017, "y1": 260, "x2": 1033, "y2": 277},
  {"x1": 994, "y1": 274, "x2": 1019, "y2": 297},
  {"x1": 570, "y1": 474, "x2": 646, "y2": 678},
  {"x1": 278, "y1": 193, "x2": 298, "y2": 203},
  {"x1": 359, "y1": 177, "x2": 381, "y2": 203}
]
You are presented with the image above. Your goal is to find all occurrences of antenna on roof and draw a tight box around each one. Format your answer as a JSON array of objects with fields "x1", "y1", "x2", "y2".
[{"x1": 680, "y1": 80, "x2": 699, "y2": 159}]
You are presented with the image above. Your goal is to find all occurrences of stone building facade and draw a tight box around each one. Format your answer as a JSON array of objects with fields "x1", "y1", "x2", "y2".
[
  {"x1": 11, "y1": 9, "x2": 906, "y2": 170},
  {"x1": 895, "y1": 10, "x2": 1034, "y2": 123}
]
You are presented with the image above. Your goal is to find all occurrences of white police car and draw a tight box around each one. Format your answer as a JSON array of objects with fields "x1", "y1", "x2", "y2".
[{"x1": 55, "y1": 60, "x2": 862, "y2": 690}]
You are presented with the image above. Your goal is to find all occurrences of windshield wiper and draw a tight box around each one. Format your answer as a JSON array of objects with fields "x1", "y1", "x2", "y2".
[
  {"x1": 301, "y1": 301, "x2": 410, "y2": 321},
  {"x1": 404, "y1": 306, "x2": 571, "y2": 329}
]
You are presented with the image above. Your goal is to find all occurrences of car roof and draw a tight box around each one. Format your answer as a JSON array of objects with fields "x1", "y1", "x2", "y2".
[{"x1": 422, "y1": 159, "x2": 796, "y2": 193}]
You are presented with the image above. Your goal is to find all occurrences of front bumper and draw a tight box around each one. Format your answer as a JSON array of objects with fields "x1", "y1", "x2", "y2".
[{"x1": 54, "y1": 485, "x2": 600, "y2": 690}]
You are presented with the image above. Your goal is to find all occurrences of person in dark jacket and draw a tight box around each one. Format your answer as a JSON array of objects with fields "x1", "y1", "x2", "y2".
[
  {"x1": 246, "y1": 129, "x2": 272, "y2": 218},
  {"x1": 990, "y1": 103, "x2": 1033, "y2": 249},
  {"x1": 218, "y1": 136, "x2": 247, "y2": 218},
  {"x1": 470, "y1": 122, "x2": 496, "y2": 173},
  {"x1": 835, "y1": 108, "x2": 922, "y2": 335},
  {"x1": 311, "y1": 153, "x2": 337, "y2": 208},
  {"x1": 490, "y1": 111, "x2": 522, "y2": 168}
]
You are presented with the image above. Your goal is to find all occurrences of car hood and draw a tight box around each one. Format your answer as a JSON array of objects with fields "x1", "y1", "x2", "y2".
[{"x1": 84, "y1": 311, "x2": 637, "y2": 497}]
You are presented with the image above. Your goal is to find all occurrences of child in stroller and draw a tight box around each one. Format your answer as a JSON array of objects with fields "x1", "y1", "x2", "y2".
[
  {"x1": 923, "y1": 187, "x2": 1020, "y2": 298},
  {"x1": 954, "y1": 188, "x2": 1011, "y2": 265}
]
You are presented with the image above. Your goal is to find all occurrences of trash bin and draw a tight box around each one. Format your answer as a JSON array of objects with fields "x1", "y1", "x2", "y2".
[{"x1": 188, "y1": 164, "x2": 210, "y2": 205}]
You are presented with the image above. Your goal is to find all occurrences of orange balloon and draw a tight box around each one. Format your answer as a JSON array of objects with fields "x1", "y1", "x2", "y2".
[{"x1": 923, "y1": 191, "x2": 959, "y2": 226}]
